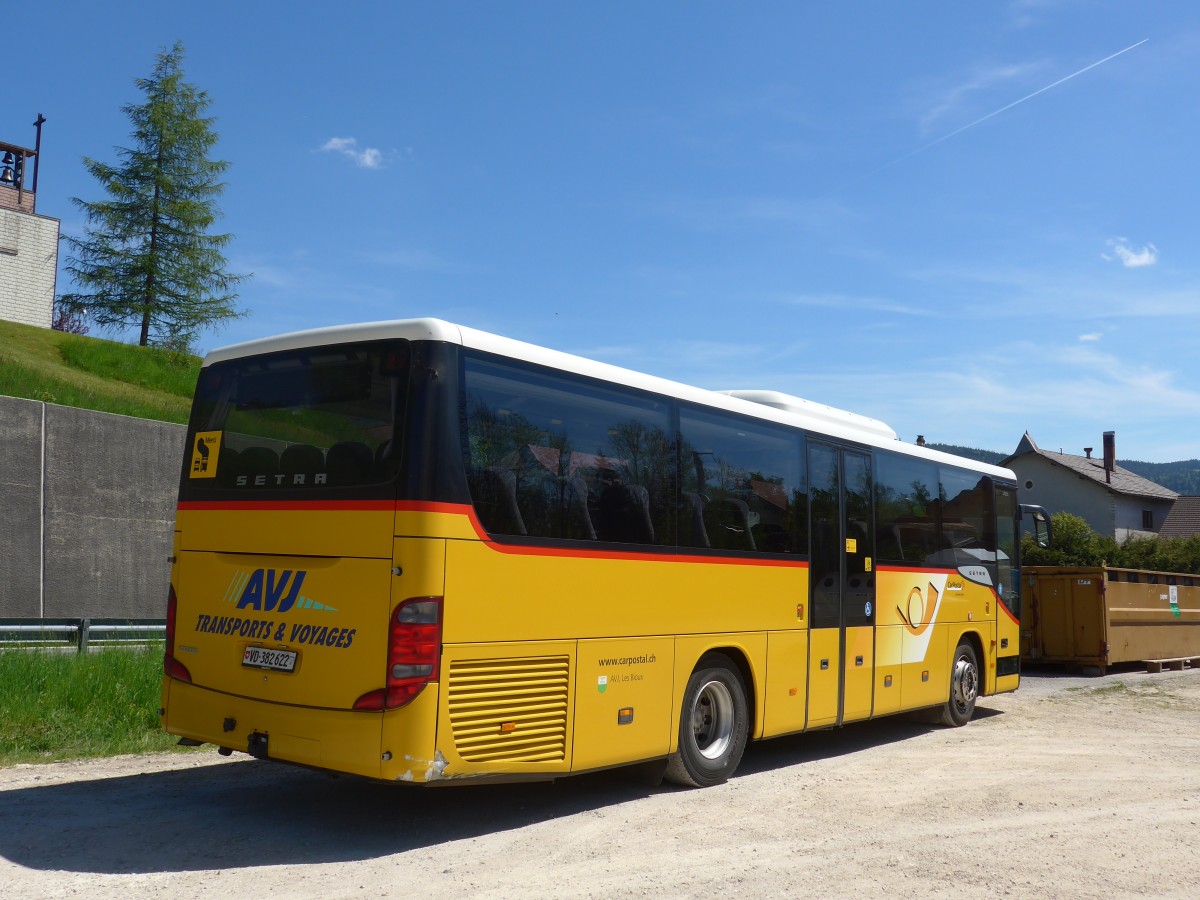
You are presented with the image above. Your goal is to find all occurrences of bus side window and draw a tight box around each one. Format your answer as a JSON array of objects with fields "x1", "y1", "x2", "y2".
[
  {"x1": 874, "y1": 453, "x2": 937, "y2": 565},
  {"x1": 595, "y1": 477, "x2": 655, "y2": 544},
  {"x1": 936, "y1": 469, "x2": 995, "y2": 572},
  {"x1": 462, "y1": 354, "x2": 671, "y2": 547},
  {"x1": 469, "y1": 467, "x2": 527, "y2": 536},
  {"x1": 678, "y1": 405, "x2": 801, "y2": 555}
]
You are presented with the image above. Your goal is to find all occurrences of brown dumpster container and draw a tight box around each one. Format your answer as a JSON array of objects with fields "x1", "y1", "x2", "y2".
[{"x1": 1022, "y1": 566, "x2": 1200, "y2": 672}]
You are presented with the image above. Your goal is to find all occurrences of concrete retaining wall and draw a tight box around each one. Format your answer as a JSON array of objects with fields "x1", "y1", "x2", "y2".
[{"x1": 0, "y1": 396, "x2": 185, "y2": 618}]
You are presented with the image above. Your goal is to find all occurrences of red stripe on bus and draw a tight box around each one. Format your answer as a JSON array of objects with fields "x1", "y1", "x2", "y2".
[
  {"x1": 446, "y1": 502, "x2": 806, "y2": 566},
  {"x1": 176, "y1": 499, "x2": 397, "y2": 512},
  {"x1": 396, "y1": 500, "x2": 477, "y2": 516},
  {"x1": 480, "y1": 540, "x2": 809, "y2": 567},
  {"x1": 177, "y1": 499, "x2": 474, "y2": 513}
]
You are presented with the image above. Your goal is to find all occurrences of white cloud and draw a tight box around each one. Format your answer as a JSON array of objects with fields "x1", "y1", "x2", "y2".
[
  {"x1": 914, "y1": 62, "x2": 1042, "y2": 134},
  {"x1": 1103, "y1": 237, "x2": 1158, "y2": 268},
  {"x1": 1005, "y1": 0, "x2": 1064, "y2": 30},
  {"x1": 1078, "y1": 332, "x2": 1102, "y2": 342},
  {"x1": 321, "y1": 136, "x2": 386, "y2": 170},
  {"x1": 904, "y1": 262, "x2": 1199, "y2": 319}
]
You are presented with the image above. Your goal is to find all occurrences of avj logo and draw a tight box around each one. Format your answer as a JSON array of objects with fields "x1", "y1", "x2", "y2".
[
  {"x1": 228, "y1": 569, "x2": 305, "y2": 613},
  {"x1": 221, "y1": 569, "x2": 337, "y2": 614}
]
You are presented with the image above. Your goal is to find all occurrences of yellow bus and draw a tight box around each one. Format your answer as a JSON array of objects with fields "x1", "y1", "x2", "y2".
[{"x1": 162, "y1": 319, "x2": 1048, "y2": 787}]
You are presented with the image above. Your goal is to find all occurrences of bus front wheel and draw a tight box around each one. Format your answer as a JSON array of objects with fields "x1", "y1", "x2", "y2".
[
  {"x1": 940, "y1": 641, "x2": 979, "y2": 727},
  {"x1": 664, "y1": 654, "x2": 748, "y2": 787}
]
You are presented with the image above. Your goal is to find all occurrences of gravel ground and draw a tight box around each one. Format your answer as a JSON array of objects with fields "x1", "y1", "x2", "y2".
[{"x1": 3, "y1": 666, "x2": 1199, "y2": 899}]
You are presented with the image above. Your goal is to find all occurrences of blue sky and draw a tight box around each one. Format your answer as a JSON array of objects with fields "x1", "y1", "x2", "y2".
[{"x1": 6, "y1": 2, "x2": 1199, "y2": 462}]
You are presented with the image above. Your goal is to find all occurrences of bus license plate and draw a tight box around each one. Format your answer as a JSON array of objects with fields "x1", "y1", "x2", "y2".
[{"x1": 242, "y1": 646, "x2": 297, "y2": 672}]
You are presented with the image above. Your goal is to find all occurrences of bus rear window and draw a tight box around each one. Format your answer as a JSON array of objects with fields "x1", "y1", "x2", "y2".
[
  {"x1": 182, "y1": 340, "x2": 409, "y2": 495},
  {"x1": 234, "y1": 359, "x2": 373, "y2": 409}
]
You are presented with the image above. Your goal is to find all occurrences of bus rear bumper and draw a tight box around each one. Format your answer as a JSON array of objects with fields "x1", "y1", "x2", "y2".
[{"x1": 162, "y1": 678, "x2": 441, "y2": 782}]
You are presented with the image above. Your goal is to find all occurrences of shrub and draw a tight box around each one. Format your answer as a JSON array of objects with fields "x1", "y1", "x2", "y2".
[{"x1": 1022, "y1": 512, "x2": 1200, "y2": 574}]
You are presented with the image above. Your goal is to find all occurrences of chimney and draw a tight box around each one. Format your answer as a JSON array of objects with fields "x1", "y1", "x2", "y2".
[
  {"x1": 1103, "y1": 431, "x2": 1115, "y2": 484},
  {"x1": 1084, "y1": 447, "x2": 1093, "y2": 459}
]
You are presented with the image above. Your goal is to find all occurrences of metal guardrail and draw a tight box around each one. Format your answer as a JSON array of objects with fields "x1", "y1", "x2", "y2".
[{"x1": 0, "y1": 618, "x2": 165, "y2": 651}]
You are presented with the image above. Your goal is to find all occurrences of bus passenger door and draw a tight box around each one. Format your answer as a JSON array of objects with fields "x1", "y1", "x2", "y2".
[{"x1": 807, "y1": 444, "x2": 876, "y2": 728}]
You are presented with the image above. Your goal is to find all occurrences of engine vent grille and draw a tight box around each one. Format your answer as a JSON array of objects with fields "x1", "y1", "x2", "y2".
[{"x1": 447, "y1": 655, "x2": 570, "y2": 763}]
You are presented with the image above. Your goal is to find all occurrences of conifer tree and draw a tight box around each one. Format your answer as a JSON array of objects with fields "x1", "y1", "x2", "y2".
[{"x1": 61, "y1": 41, "x2": 245, "y2": 349}]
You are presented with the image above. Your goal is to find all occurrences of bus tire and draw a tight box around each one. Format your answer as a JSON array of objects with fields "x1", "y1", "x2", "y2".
[
  {"x1": 664, "y1": 654, "x2": 749, "y2": 787},
  {"x1": 940, "y1": 640, "x2": 979, "y2": 727}
]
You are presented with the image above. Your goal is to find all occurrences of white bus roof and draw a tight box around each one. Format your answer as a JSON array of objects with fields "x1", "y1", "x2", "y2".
[{"x1": 203, "y1": 317, "x2": 1015, "y2": 481}]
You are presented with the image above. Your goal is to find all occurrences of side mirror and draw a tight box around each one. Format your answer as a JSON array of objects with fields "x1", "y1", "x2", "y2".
[{"x1": 1020, "y1": 504, "x2": 1052, "y2": 549}]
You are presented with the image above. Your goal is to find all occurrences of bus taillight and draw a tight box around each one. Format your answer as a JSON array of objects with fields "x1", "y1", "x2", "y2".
[
  {"x1": 163, "y1": 585, "x2": 192, "y2": 683},
  {"x1": 353, "y1": 596, "x2": 442, "y2": 711}
]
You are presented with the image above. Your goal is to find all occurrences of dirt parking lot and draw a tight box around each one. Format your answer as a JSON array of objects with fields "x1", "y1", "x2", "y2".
[{"x1": 2, "y1": 667, "x2": 1199, "y2": 899}]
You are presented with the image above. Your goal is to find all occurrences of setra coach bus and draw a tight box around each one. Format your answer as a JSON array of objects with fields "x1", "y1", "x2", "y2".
[{"x1": 161, "y1": 318, "x2": 1049, "y2": 787}]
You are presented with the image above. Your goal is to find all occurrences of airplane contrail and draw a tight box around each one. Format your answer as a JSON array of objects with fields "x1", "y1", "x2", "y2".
[{"x1": 868, "y1": 38, "x2": 1149, "y2": 176}]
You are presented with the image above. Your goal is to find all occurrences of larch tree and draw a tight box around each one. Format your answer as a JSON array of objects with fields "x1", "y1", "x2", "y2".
[{"x1": 60, "y1": 41, "x2": 246, "y2": 349}]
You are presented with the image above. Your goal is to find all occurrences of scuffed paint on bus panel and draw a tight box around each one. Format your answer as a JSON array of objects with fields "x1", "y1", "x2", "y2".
[{"x1": 379, "y1": 687, "x2": 442, "y2": 782}]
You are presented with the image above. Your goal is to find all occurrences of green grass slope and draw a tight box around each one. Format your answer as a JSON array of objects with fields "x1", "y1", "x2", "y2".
[{"x1": 0, "y1": 319, "x2": 200, "y2": 424}]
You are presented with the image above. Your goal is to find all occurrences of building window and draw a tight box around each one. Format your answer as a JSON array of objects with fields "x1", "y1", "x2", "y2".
[{"x1": 1142, "y1": 510, "x2": 1154, "y2": 530}]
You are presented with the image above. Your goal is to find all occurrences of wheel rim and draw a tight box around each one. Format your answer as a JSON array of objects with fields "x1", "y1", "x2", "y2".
[
  {"x1": 689, "y1": 678, "x2": 735, "y2": 761},
  {"x1": 951, "y1": 652, "x2": 979, "y2": 714}
]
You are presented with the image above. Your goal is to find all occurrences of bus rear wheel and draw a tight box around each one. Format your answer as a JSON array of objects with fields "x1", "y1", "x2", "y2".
[
  {"x1": 940, "y1": 641, "x2": 979, "y2": 727},
  {"x1": 664, "y1": 654, "x2": 748, "y2": 787}
]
